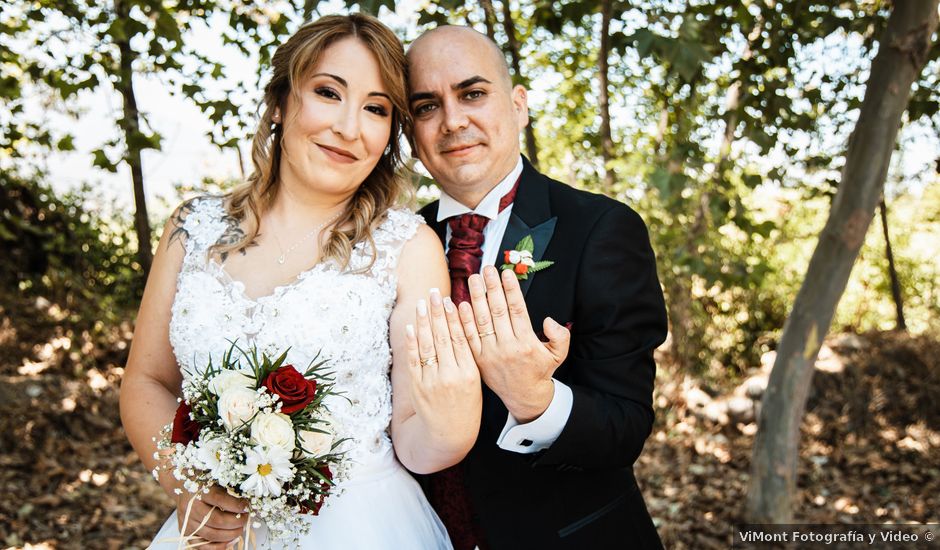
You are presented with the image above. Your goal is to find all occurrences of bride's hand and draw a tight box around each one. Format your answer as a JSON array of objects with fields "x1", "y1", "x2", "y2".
[
  {"x1": 405, "y1": 288, "x2": 482, "y2": 444},
  {"x1": 175, "y1": 484, "x2": 249, "y2": 549}
]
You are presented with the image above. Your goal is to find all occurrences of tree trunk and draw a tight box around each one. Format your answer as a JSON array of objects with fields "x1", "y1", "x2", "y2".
[
  {"x1": 665, "y1": 277, "x2": 702, "y2": 371},
  {"x1": 479, "y1": 0, "x2": 497, "y2": 41},
  {"x1": 654, "y1": 107, "x2": 669, "y2": 156},
  {"x1": 879, "y1": 197, "x2": 907, "y2": 330},
  {"x1": 658, "y1": 77, "x2": 708, "y2": 372},
  {"x1": 235, "y1": 144, "x2": 246, "y2": 180},
  {"x1": 746, "y1": 0, "x2": 937, "y2": 522},
  {"x1": 500, "y1": 0, "x2": 539, "y2": 167},
  {"x1": 599, "y1": 0, "x2": 614, "y2": 191},
  {"x1": 716, "y1": 14, "x2": 761, "y2": 181},
  {"x1": 115, "y1": 0, "x2": 153, "y2": 276}
]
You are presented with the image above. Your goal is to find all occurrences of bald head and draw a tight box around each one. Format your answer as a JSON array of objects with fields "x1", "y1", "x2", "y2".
[{"x1": 408, "y1": 25, "x2": 512, "y2": 89}]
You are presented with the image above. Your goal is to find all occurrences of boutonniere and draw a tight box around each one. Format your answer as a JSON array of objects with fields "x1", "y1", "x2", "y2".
[{"x1": 501, "y1": 235, "x2": 554, "y2": 280}]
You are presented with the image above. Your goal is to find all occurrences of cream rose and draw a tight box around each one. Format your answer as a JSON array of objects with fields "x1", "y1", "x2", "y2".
[
  {"x1": 250, "y1": 412, "x2": 296, "y2": 453},
  {"x1": 209, "y1": 368, "x2": 256, "y2": 396},
  {"x1": 217, "y1": 387, "x2": 259, "y2": 431},
  {"x1": 298, "y1": 428, "x2": 334, "y2": 458}
]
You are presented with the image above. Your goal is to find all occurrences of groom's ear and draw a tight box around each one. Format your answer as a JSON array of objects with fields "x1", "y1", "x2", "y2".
[{"x1": 511, "y1": 85, "x2": 529, "y2": 129}]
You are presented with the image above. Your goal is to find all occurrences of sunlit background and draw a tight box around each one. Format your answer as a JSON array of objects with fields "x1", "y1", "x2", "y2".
[{"x1": 1, "y1": 1, "x2": 938, "y2": 548}]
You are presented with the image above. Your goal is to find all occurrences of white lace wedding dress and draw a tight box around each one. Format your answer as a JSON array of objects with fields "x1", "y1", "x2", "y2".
[{"x1": 149, "y1": 196, "x2": 451, "y2": 549}]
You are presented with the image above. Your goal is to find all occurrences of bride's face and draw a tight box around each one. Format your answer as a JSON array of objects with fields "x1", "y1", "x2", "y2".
[{"x1": 278, "y1": 37, "x2": 393, "y2": 197}]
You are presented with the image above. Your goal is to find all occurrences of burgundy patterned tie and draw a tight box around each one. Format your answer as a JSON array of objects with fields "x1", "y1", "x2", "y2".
[
  {"x1": 430, "y1": 176, "x2": 520, "y2": 550},
  {"x1": 446, "y1": 176, "x2": 520, "y2": 305}
]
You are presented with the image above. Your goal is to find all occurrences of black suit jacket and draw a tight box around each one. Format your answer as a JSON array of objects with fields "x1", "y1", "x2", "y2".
[{"x1": 419, "y1": 158, "x2": 668, "y2": 550}]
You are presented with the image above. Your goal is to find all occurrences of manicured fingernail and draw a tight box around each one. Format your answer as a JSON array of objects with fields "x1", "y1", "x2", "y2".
[
  {"x1": 484, "y1": 265, "x2": 497, "y2": 278},
  {"x1": 417, "y1": 299, "x2": 427, "y2": 316},
  {"x1": 469, "y1": 275, "x2": 484, "y2": 291},
  {"x1": 443, "y1": 296, "x2": 454, "y2": 312},
  {"x1": 406, "y1": 324, "x2": 415, "y2": 338},
  {"x1": 429, "y1": 288, "x2": 442, "y2": 306}
]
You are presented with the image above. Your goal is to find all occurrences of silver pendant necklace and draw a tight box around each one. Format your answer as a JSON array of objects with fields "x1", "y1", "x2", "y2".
[{"x1": 275, "y1": 211, "x2": 344, "y2": 265}]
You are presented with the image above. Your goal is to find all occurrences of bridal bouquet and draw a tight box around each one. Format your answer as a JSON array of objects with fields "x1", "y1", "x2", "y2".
[{"x1": 154, "y1": 343, "x2": 347, "y2": 545}]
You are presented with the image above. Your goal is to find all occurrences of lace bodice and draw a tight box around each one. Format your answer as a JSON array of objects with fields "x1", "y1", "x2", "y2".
[{"x1": 168, "y1": 196, "x2": 423, "y2": 472}]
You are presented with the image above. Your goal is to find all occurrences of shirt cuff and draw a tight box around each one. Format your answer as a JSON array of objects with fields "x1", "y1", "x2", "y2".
[{"x1": 496, "y1": 379, "x2": 573, "y2": 454}]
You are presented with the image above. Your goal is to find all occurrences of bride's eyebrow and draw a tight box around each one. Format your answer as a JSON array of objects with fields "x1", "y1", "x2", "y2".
[{"x1": 312, "y1": 72, "x2": 390, "y2": 101}]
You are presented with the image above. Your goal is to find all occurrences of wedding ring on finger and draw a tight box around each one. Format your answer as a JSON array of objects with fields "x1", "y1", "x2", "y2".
[
  {"x1": 478, "y1": 330, "x2": 496, "y2": 338},
  {"x1": 420, "y1": 356, "x2": 439, "y2": 368}
]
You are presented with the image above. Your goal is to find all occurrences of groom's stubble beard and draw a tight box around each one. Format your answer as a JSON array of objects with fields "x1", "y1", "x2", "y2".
[
  {"x1": 435, "y1": 129, "x2": 487, "y2": 156},
  {"x1": 425, "y1": 129, "x2": 502, "y2": 203}
]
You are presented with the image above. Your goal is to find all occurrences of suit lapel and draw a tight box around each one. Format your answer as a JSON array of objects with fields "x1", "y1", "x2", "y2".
[
  {"x1": 494, "y1": 157, "x2": 557, "y2": 296},
  {"x1": 420, "y1": 200, "x2": 447, "y2": 244},
  {"x1": 497, "y1": 213, "x2": 557, "y2": 296}
]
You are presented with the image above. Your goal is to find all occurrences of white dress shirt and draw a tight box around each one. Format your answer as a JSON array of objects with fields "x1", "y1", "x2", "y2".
[{"x1": 436, "y1": 156, "x2": 573, "y2": 454}]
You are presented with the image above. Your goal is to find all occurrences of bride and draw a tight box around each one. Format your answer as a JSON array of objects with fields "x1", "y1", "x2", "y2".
[{"x1": 120, "y1": 13, "x2": 480, "y2": 549}]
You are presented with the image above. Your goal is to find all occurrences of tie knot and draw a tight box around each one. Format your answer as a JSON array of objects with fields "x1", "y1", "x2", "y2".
[{"x1": 449, "y1": 212, "x2": 489, "y2": 234}]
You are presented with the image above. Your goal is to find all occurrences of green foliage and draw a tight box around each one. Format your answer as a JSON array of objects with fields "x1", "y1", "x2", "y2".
[
  {"x1": 2, "y1": 0, "x2": 937, "y2": 380},
  {"x1": 0, "y1": 169, "x2": 144, "y2": 329},
  {"x1": 0, "y1": 0, "x2": 312, "y2": 166},
  {"x1": 495, "y1": 0, "x2": 939, "y2": 374},
  {"x1": 818, "y1": 188, "x2": 940, "y2": 334},
  {"x1": 354, "y1": 0, "x2": 397, "y2": 15}
]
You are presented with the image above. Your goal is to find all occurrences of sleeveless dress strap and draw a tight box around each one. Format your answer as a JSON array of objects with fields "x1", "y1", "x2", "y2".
[
  {"x1": 175, "y1": 195, "x2": 229, "y2": 268},
  {"x1": 348, "y1": 208, "x2": 424, "y2": 288}
]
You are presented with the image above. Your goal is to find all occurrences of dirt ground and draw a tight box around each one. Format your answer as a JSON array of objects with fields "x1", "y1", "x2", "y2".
[{"x1": 1, "y1": 292, "x2": 937, "y2": 549}]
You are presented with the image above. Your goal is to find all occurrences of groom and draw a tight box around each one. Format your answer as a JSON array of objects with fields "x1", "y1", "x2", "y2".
[{"x1": 407, "y1": 26, "x2": 668, "y2": 550}]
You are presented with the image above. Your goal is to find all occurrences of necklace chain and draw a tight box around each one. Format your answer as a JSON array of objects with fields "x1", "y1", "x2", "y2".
[{"x1": 275, "y1": 211, "x2": 344, "y2": 265}]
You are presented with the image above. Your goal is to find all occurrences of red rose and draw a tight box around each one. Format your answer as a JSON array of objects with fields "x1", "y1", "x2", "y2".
[
  {"x1": 171, "y1": 401, "x2": 200, "y2": 444},
  {"x1": 514, "y1": 263, "x2": 529, "y2": 275},
  {"x1": 503, "y1": 250, "x2": 511, "y2": 263},
  {"x1": 300, "y1": 466, "x2": 334, "y2": 516},
  {"x1": 264, "y1": 364, "x2": 317, "y2": 414},
  {"x1": 300, "y1": 496, "x2": 325, "y2": 516}
]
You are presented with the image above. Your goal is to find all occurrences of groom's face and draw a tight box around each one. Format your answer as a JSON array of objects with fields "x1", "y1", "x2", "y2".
[{"x1": 408, "y1": 28, "x2": 528, "y2": 204}]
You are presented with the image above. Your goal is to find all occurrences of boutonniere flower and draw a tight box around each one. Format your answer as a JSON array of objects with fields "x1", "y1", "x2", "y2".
[{"x1": 501, "y1": 235, "x2": 554, "y2": 280}]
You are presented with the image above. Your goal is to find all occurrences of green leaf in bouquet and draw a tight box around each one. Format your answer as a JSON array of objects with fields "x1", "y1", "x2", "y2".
[
  {"x1": 302, "y1": 350, "x2": 329, "y2": 378},
  {"x1": 270, "y1": 348, "x2": 290, "y2": 371}
]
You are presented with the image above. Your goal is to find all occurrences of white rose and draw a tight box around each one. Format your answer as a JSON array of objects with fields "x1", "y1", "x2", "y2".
[
  {"x1": 250, "y1": 412, "x2": 295, "y2": 453},
  {"x1": 209, "y1": 368, "x2": 256, "y2": 396},
  {"x1": 519, "y1": 250, "x2": 534, "y2": 266},
  {"x1": 217, "y1": 387, "x2": 259, "y2": 431},
  {"x1": 298, "y1": 428, "x2": 334, "y2": 458},
  {"x1": 508, "y1": 250, "x2": 522, "y2": 264}
]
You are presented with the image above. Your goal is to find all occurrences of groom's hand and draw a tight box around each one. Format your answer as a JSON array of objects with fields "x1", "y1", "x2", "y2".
[{"x1": 459, "y1": 265, "x2": 570, "y2": 423}]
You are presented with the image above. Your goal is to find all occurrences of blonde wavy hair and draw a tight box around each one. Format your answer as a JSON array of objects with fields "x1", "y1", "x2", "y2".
[{"x1": 215, "y1": 13, "x2": 412, "y2": 270}]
